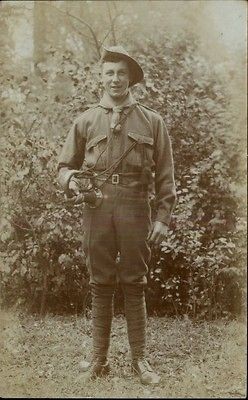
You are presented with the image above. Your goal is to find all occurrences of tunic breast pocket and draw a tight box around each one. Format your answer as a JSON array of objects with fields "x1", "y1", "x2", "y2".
[
  {"x1": 85, "y1": 135, "x2": 108, "y2": 170},
  {"x1": 125, "y1": 132, "x2": 154, "y2": 171}
]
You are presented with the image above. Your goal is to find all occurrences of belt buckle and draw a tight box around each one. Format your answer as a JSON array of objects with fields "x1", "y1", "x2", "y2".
[{"x1": 112, "y1": 174, "x2": 120, "y2": 184}]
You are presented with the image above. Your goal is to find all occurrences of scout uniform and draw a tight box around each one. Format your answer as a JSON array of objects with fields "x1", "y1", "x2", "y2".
[{"x1": 58, "y1": 46, "x2": 176, "y2": 385}]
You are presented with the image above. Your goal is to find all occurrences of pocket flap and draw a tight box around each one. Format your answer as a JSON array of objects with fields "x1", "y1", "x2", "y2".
[
  {"x1": 86, "y1": 135, "x2": 107, "y2": 150},
  {"x1": 128, "y1": 132, "x2": 154, "y2": 146}
]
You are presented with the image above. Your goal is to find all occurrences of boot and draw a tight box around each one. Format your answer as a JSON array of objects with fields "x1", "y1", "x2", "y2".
[
  {"x1": 79, "y1": 284, "x2": 115, "y2": 379},
  {"x1": 132, "y1": 358, "x2": 161, "y2": 385},
  {"x1": 91, "y1": 284, "x2": 115, "y2": 360},
  {"x1": 123, "y1": 284, "x2": 147, "y2": 360},
  {"x1": 123, "y1": 284, "x2": 161, "y2": 386},
  {"x1": 79, "y1": 356, "x2": 110, "y2": 379}
]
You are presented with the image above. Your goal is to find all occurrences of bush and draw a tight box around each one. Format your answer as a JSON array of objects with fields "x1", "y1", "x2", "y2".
[{"x1": 0, "y1": 36, "x2": 246, "y2": 317}]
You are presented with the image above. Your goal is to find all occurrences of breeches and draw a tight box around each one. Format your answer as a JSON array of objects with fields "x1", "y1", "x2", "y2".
[{"x1": 82, "y1": 183, "x2": 152, "y2": 286}]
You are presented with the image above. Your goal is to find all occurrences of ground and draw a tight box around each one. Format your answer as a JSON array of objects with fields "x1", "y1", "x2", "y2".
[{"x1": 0, "y1": 310, "x2": 246, "y2": 398}]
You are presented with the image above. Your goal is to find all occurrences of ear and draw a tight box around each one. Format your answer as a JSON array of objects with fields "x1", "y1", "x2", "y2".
[{"x1": 127, "y1": 65, "x2": 132, "y2": 86}]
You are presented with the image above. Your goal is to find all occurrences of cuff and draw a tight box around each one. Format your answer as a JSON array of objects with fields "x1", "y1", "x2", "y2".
[
  {"x1": 155, "y1": 209, "x2": 171, "y2": 226},
  {"x1": 58, "y1": 168, "x2": 80, "y2": 193}
]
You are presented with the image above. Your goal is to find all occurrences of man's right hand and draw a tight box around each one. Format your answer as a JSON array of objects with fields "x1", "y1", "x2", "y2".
[
  {"x1": 66, "y1": 193, "x2": 84, "y2": 205},
  {"x1": 68, "y1": 179, "x2": 80, "y2": 196},
  {"x1": 65, "y1": 179, "x2": 84, "y2": 204}
]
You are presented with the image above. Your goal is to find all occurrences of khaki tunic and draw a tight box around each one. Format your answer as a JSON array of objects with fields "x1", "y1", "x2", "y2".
[{"x1": 58, "y1": 94, "x2": 176, "y2": 225}]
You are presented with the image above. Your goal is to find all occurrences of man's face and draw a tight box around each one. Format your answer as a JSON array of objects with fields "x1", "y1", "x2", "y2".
[{"x1": 102, "y1": 60, "x2": 130, "y2": 100}]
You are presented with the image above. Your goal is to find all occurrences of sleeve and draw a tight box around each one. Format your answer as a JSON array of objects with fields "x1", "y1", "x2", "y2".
[
  {"x1": 153, "y1": 116, "x2": 177, "y2": 225},
  {"x1": 57, "y1": 118, "x2": 86, "y2": 192}
]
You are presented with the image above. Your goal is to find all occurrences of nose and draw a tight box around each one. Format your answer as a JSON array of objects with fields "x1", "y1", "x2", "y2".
[{"x1": 112, "y1": 73, "x2": 120, "y2": 83}]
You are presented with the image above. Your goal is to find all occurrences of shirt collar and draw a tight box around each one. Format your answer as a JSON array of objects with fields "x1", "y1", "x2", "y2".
[{"x1": 99, "y1": 91, "x2": 137, "y2": 112}]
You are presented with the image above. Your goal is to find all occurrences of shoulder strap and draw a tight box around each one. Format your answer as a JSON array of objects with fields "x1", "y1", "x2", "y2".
[
  {"x1": 94, "y1": 141, "x2": 138, "y2": 184},
  {"x1": 137, "y1": 102, "x2": 157, "y2": 113},
  {"x1": 87, "y1": 103, "x2": 99, "y2": 109},
  {"x1": 79, "y1": 104, "x2": 99, "y2": 115}
]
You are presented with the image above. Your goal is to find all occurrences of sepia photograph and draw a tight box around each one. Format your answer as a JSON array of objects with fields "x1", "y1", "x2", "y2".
[{"x1": 0, "y1": 0, "x2": 247, "y2": 398}]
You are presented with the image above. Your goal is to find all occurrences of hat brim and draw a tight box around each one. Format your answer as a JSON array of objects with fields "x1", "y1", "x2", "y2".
[{"x1": 101, "y1": 47, "x2": 144, "y2": 87}]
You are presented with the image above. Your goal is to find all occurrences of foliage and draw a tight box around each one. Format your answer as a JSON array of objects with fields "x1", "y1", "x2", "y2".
[
  {"x1": 136, "y1": 39, "x2": 246, "y2": 318},
  {"x1": 0, "y1": 33, "x2": 246, "y2": 317}
]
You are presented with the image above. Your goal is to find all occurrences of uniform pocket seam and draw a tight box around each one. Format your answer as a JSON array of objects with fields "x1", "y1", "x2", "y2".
[
  {"x1": 86, "y1": 135, "x2": 108, "y2": 151},
  {"x1": 128, "y1": 132, "x2": 154, "y2": 146}
]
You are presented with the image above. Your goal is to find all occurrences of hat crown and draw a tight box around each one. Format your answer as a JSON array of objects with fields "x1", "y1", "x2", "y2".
[{"x1": 103, "y1": 45, "x2": 130, "y2": 58}]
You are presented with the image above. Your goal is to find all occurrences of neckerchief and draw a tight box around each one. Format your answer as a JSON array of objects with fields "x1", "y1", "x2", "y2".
[{"x1": 99, "y1": 91, "x2": 137, "y2": 133}]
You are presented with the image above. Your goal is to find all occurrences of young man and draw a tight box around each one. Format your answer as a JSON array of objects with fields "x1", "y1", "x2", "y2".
[{"x1": 58, "y1": 46, "x2": 177, "y2": 385}]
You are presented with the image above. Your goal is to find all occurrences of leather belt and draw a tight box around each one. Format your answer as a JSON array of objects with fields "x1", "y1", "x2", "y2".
[{"x1": 94, "y1": 172, "x2": 141, "y2": 186}]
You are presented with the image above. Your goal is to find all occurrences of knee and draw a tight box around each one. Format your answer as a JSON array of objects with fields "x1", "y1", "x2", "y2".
[
  {"x1": 91, "y1": 283, "x2": 116, "y2": 297},
  {"x1": 121, "y1": 283, "x2": 145, "y2": 297}
]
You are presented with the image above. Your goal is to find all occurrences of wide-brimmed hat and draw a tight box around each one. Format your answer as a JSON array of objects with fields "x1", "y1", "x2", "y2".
[{"x1": 101, "y1": 45, "x2": 144, "y2": 87}]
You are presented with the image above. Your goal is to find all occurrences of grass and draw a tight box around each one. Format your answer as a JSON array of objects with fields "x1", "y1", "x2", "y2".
[{"x1": 0, "y1": 310, "x2": 246, "y2": 398}]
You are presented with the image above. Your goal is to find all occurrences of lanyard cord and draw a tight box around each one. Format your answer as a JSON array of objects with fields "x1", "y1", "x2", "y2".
[
  {"x1": 75, "y1": 140, "x2": 137, "y2": 186},
  {"x1": 81, "y1": 104, "x2": 137, "y2": 176},
  {"x1": 94, "y1": 141, "x2": 138, "y2": 188}
]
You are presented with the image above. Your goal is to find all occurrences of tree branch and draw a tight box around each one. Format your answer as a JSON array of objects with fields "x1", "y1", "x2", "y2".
[
  {"x1": 99, "y1": 28, "x2": 112, "y2": 48},
  {"x1": 98, "y1": 13, "x2": 121, "y2": 48},
  {"x1": 58, "y1": 7, "x2": 93, "y2": 43},
  {"x1": 48, "y1": 3, "x2": 101, "y2": 58},
  {"x1": 107, "y1": 2, "x2": 116, "y2": 45},
  {"x1": 69, "y1": 22, "x2": 94, "y2": 43}
]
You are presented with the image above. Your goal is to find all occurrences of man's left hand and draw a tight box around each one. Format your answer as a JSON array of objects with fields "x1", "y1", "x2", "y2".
[{"x1": 147, "y1": 221, "x2": 169, "y2": 248}]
